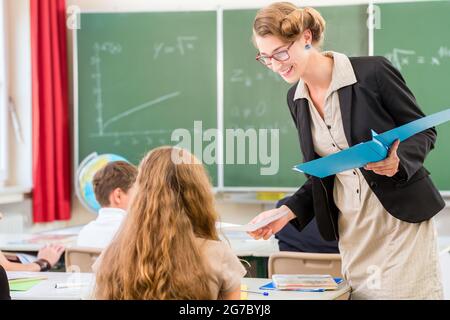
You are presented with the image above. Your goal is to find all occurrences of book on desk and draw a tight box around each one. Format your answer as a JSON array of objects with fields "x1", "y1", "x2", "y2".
[{"x1": 260, "y1": 274, "x2": 342, "y2": 292}]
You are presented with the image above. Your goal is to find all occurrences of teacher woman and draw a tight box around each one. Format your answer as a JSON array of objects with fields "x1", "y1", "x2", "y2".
[{"x1": 248, "y1": 2, "x2": 445, "y2": 299}]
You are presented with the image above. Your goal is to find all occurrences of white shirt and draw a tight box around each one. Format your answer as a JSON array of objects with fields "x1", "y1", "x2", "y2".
[{"x1": 76, "y1": 208, "x2": 126, "y2": 249}]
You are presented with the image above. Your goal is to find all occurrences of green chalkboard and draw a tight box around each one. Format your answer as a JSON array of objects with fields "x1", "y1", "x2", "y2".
[
  {"x1": 374, "y1": 1, "x2": 450, "y2": 190},
  {"x1": 76, "y1": 7, "x2": 372, "y2": 190},
  {"x1": 76, "y1": 11, "x2": 218, "y2": 185},
  {"x1": 222, "y1": 5, "x2": 369, "y2": 188}
]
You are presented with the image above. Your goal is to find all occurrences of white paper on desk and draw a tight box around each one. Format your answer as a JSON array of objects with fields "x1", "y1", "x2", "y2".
[{"x1": 220, "y1": 210, "x2": 289, "y2": 232}]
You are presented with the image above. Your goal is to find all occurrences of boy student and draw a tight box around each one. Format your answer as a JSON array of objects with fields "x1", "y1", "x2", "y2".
[{"x1": 77, "y1": 161, "x2": 137, "y2": 249}]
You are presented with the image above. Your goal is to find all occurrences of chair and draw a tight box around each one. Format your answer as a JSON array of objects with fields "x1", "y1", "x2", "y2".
[
  {"x1": 64, "y1": 246, "x2": 102, "y2": 273},
  {"x1": 268, "y1": 252, "x2": 342, "y2": 278}
]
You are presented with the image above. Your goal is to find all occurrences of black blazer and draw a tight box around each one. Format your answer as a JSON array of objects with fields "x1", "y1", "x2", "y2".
[
  {"x1": 0, "y1": 265, "x2": 10, "y2": 300},
  {"x1": 284, "y1": 56, "x2": 445, "y2": 241}
]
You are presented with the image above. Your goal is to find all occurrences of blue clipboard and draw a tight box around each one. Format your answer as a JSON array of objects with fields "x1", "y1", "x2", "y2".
[{"x1": 294, "y1": 108, "x2": 450, "y2": 178}]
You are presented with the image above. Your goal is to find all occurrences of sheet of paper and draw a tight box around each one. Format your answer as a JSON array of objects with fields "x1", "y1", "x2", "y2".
[{"x1": 220, "y1": 210, "x2": 289, "y2": 232}]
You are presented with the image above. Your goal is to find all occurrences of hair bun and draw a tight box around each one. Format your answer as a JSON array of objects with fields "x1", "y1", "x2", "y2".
[
  {"x1": 280, "y1": 9, "x2": 302, "y2": 40},
  {"x1": 253, "y1": 3, "x2": 326, "y2": 47},
  {"x1": 303, "y1": 7, "x2": 326, "y2": 43},
  {"x1": 279, "y1": 7, "x2": 325, "y2": 43}
]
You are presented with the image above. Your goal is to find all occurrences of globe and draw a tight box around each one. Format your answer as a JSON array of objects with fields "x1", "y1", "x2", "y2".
[{"x1": 76, "y1": 152, "x2": 129, "y2": 213}]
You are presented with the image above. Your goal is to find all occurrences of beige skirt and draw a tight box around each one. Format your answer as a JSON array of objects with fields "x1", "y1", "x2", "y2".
[{"x1": 334, "y1": 170, "x2": 443, "y2": 300}]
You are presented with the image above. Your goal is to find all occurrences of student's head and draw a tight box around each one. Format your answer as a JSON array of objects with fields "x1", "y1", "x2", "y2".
[
  {"x1": 92, "y1": 161, "x2": 138, "y2": 211},
  {"x1": 252, "y1": 2, "x2": 326, "y2": 83},
  {"x1": 95, "y1": 146, "x2": 219, "y2": 300}
]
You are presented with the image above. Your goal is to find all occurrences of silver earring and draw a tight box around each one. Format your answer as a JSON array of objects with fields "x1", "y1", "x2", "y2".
[{"x1": 305, "y1": 44, "x2": 311, "y2": 50}]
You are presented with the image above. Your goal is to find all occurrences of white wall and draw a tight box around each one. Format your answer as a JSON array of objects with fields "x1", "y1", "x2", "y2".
[
  {"x1": 1, "y1": 0, "x2": 449, "y2": 234},
  {"x1": 6, "y1": 0, "x2": 32, "y2": 189}
]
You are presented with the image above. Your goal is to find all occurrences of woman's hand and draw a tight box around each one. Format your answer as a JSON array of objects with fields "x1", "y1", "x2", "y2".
[
  {"x1": 37, "y1": 244, "x2": 65, "y2": 267},
  {"x1": 247, "y1": 205, "x2": 296, "y2": 240},
  {"x1": 364, "y1": 139, "x2": 400, "y2": 177}
]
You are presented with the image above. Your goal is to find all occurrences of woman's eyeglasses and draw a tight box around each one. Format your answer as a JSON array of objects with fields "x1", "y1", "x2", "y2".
[{"x1": 256, "y1": 42, "x2": 294, "y2": 66}]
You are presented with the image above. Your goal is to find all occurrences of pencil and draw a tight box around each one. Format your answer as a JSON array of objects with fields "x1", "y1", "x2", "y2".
[{"x1": 240, "y1": 289, "x2": 269, "y2": 296}]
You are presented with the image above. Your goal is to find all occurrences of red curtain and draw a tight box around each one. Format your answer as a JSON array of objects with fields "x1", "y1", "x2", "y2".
[{"x1": 30, "y1": 0, "x2": 71, "y2": 222}]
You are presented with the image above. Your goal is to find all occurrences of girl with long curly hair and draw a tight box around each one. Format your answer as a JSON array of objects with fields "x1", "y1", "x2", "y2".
[{"x1": 94, "y1": 146, "x2": 246, "y2": 299}]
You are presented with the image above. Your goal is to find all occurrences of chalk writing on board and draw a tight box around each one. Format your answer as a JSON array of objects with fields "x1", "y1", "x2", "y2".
[
  {"x1": 438, "y1": 46, "x2": 450, "y2": 58},
  {"x1": 229, "y1": 100, "x2": 294, "y2": 134},
  {"x1": 89, "y1": 129, "x2": 168, "y2": 138},
  {"x1": 385, "y1": 47, "x2": 450, "y2": 71},
  {"x1": 229, "y1": 68, "x2": 282, "y2": 87},
  {"x1": 230, "y1": 101, "x2": 268, "y2": 119},
  {"x1": 89, "y1": 41, "x2": 178, "y2": 144},
  {"x1": 101, "y1": 92, "x2": 181, "y2": 131},
  {"x1": 153, "y1": 36, "x2": 198, "y2": 59},
  {"x1": 228, "y1": 122, "x2": 290, "y2": 135},
  {"x1": 90, "y1": 42, "x2": 122, "y2": 136}
]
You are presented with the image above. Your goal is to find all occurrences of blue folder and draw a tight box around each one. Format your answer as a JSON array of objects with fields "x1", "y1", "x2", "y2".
[
  {"x1": 293, "y1": 108, "x2": 450, "y2": 178},
  {"x1": 259, "y1": 277, "x2": 343, "y2": 292}
]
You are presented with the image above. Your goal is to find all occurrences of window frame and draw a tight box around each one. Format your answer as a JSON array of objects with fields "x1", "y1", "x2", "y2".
[{"x1": 0, "y1": 0, "x2": 9, "y2": 186}]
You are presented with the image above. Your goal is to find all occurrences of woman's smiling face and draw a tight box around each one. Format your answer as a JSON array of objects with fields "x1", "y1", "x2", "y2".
[{"x1": 254, "y1": 34, "x2": 311, "y2": 84}]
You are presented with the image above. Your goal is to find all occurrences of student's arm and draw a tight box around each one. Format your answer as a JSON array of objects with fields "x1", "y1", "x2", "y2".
[
  {"x1": 222, "y1": 287, "x2": 241, "y2": 300},
  {"x1": 0, "y1": 244, "x2": 64, "y2": 272},
  {"x1": 374, "y1": 56, "x2": 437, "y2": 182},
  {"x1": 0, "y1": 251, "x2": 40, "y2": 272}
]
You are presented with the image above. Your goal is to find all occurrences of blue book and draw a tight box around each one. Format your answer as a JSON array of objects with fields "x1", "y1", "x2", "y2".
[
  {"x1": 293, "y1": 108, "x2": 450, "y2": 178},
  {"x1": 259, "y1": 277, "x2": 343, "y2": 292}
]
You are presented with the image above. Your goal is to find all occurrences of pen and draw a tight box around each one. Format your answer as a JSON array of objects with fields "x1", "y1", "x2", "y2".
[
  {"x1": 55, "y1": 282, "x2": 90, "y2": 289},
  {"x1": 241, "y1": 289, "x2": 269, "y2": 296}
]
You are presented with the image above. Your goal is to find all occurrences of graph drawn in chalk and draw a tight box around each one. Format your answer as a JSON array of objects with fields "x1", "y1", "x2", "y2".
[
  {"x1": 102, "y1": 92, "x2": 180, "y2": 130},
  {"x1": 90, "y1": 42, "x2": 180, "y2": 138}
]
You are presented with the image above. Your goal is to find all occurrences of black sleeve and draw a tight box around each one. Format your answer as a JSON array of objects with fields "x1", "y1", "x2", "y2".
[
  {"x1": 375, "y1": 56, "x2": 437, "y2": 182},
  {"x1": 283, "y1": 86, "x2": 315, "y2": 231},
  {"x1": 0, "y1": 265, "x2": 11, "y2": 300}
]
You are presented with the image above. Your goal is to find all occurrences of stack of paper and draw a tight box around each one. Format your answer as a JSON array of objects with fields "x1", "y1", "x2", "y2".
[{"x1": 272, "y1": 274, "x2": 338, "y2": 291}]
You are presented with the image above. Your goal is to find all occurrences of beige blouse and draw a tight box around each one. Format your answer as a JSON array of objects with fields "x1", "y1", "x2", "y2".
[
  {"x1": 293, "y1": 51, "x2": 443, "y2": 299},
  {"x1": 196, "y1": 238, "x2": 247, "y2": 299},
  {"x1": 93, "y1": 238, "x2": 246, "y2": 299}
]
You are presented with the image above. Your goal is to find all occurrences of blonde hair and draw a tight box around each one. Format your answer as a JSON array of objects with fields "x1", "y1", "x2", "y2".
[
  {"x1": 253, "y1": 2, "x2": 326, "y2": 46},
  {"x1": 94, "y1": 146, "x2": 219, "y2": 300}
]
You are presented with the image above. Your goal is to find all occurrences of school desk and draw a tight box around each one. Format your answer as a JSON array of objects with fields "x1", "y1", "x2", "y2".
[
  {"x1": 8, "y1": 271, "x2": 93, "y2": 300},
  {"x1": 7, "y1": 272, "x2": 350, "y2": 300},
  {"x1": 0, "y1": 224, "x2": 279, "y2": 277}
]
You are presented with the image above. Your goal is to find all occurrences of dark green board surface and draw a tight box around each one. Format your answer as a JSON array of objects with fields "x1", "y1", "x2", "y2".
[
  {"x1": 374, "y1": 1, "x2": 450, "y2": 190},
  {"x1": 74, "y1": 4, "x2": 450, "y2": 190},
  {"x1": 222, "y1": 5, "x2": 368, "y2": 187},
  {"x1": 77, "y1": 11, "x2": 218, "y2": 185}
]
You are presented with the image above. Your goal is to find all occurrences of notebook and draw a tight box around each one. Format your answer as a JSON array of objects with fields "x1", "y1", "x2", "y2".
[{"x1": 260, "y1": 276, "x2": 343, "y2": 292}]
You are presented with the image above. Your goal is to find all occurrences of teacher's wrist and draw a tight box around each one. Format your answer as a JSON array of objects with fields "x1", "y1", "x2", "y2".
[{"x1": 280, "y1": 205, "x2": 296, "y2": 221}]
